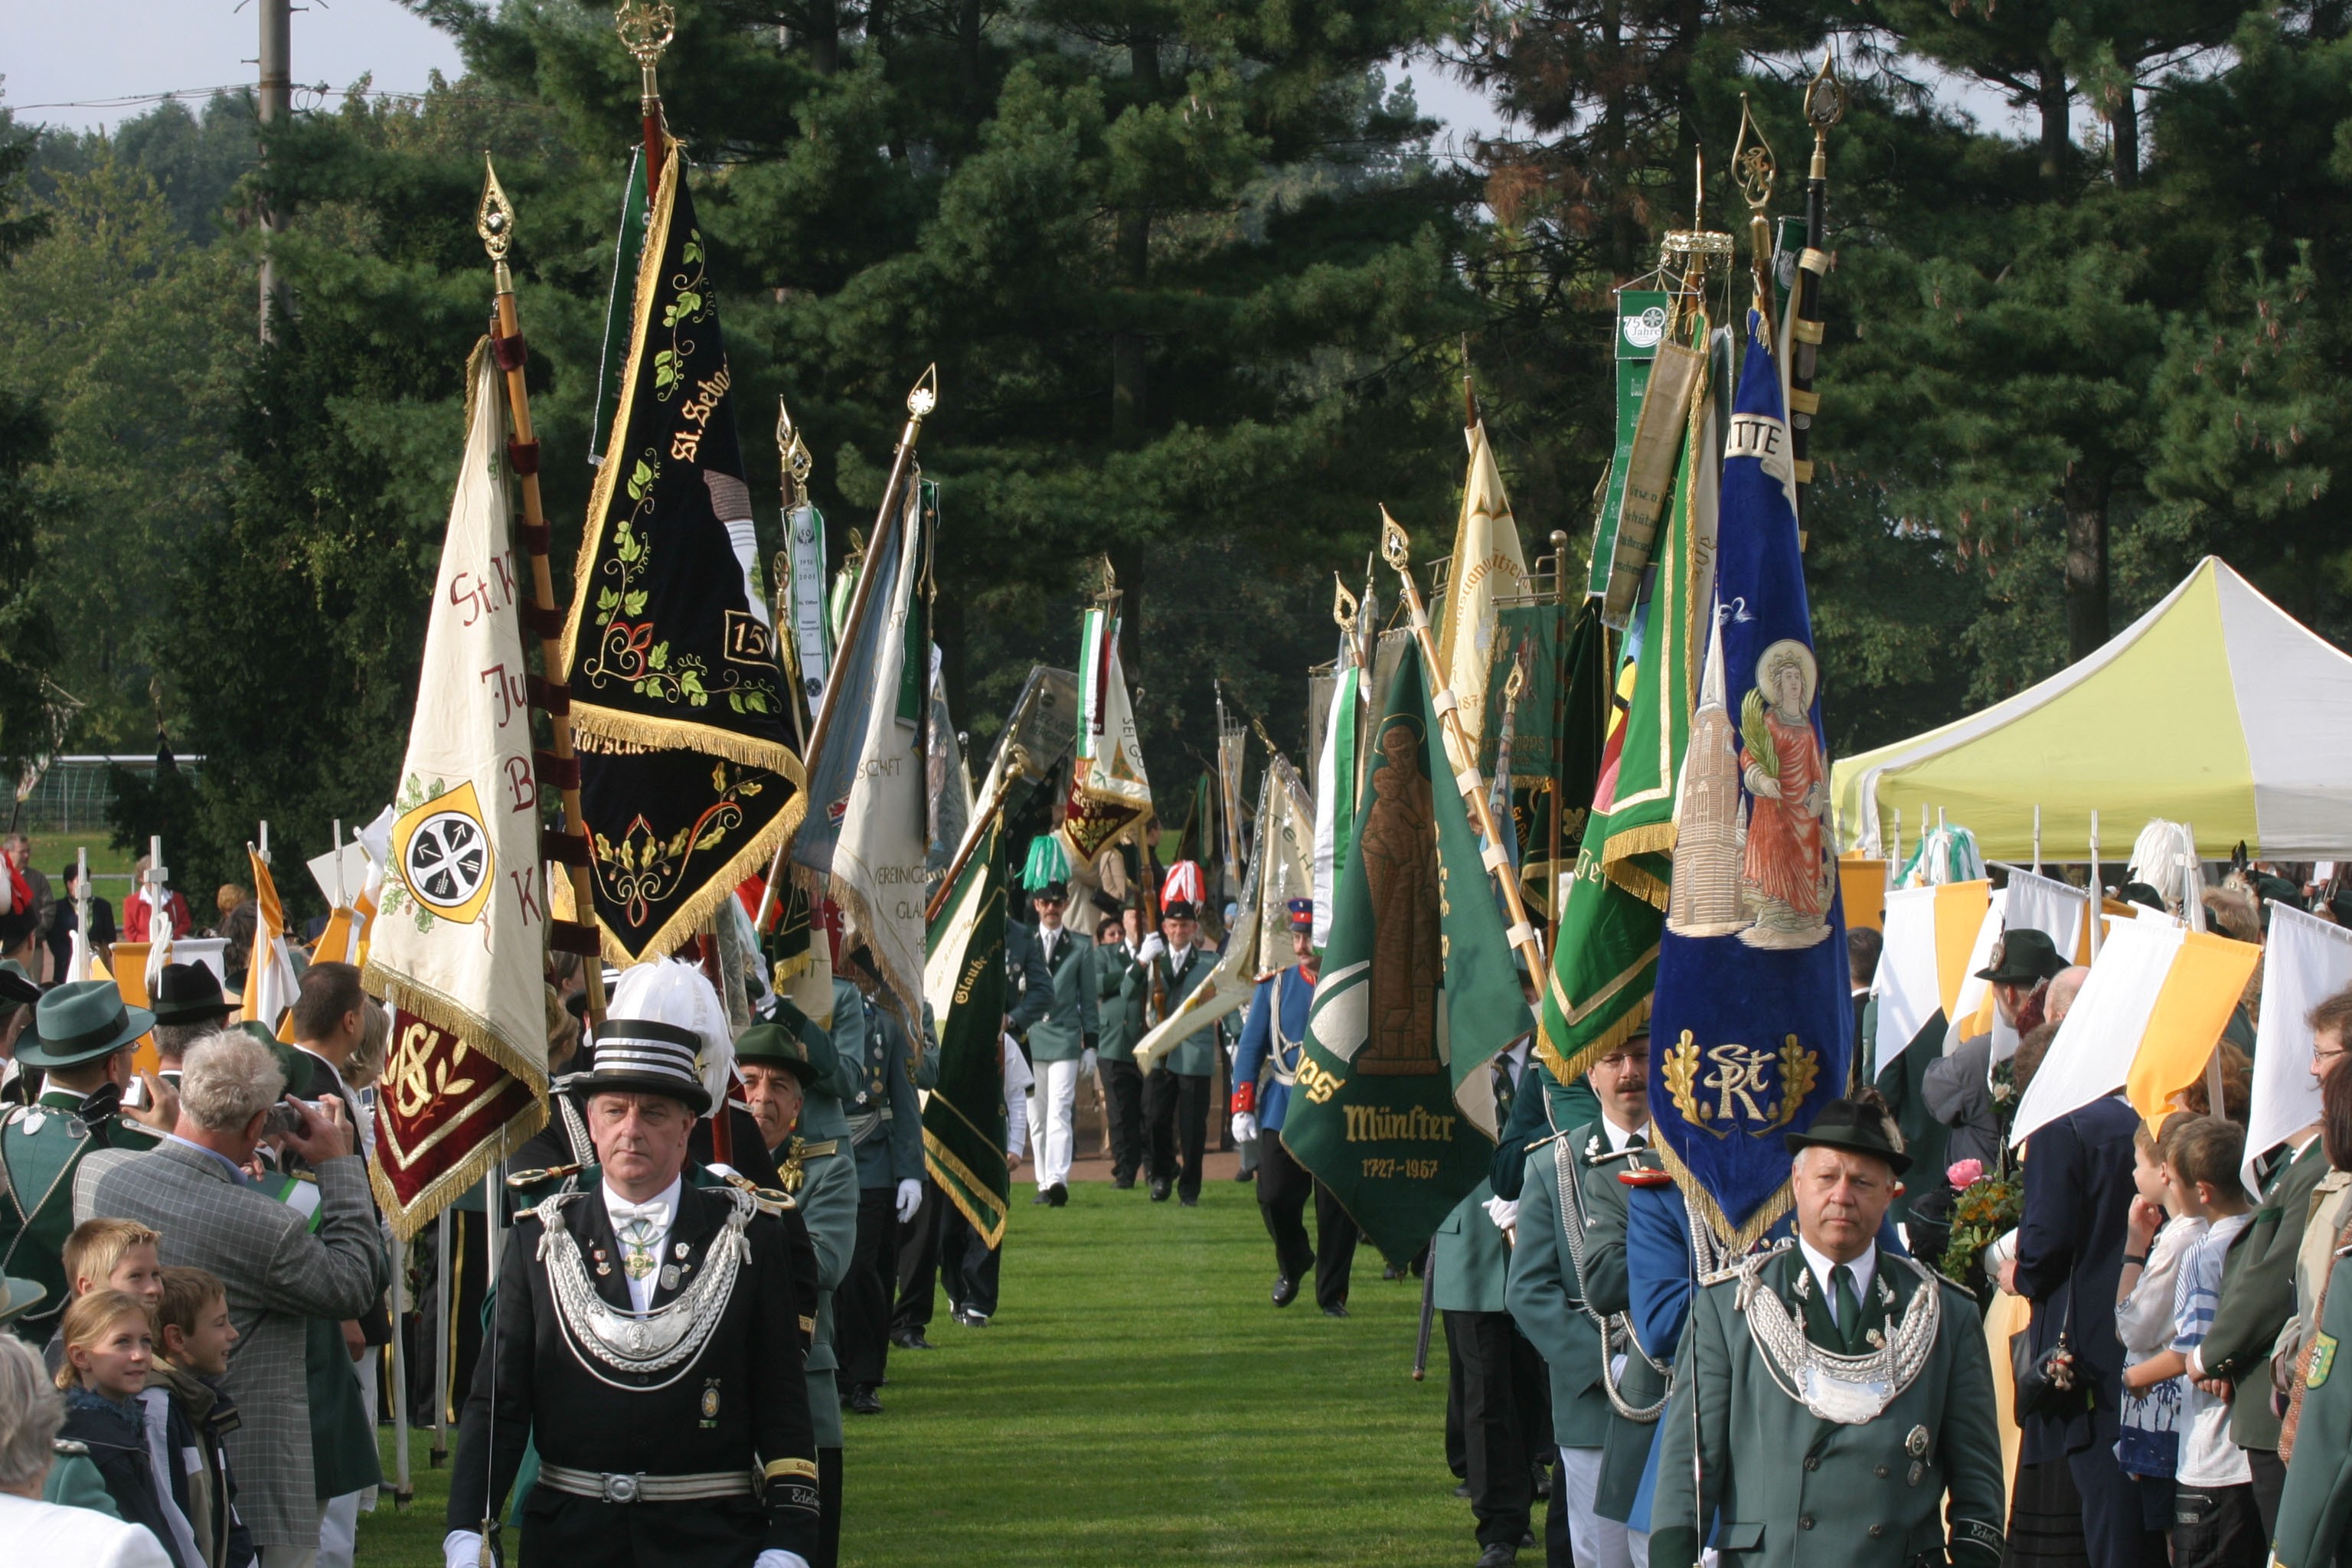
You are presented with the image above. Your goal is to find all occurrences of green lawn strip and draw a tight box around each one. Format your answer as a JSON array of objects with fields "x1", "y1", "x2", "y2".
[{"x1": 362, "y1": 1180, "x2": 1474, "y2": 1567}]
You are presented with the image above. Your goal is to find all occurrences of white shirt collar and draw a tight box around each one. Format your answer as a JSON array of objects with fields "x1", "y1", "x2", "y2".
[
  {"x1": 1797, "y1": 1235, "x2": 1878, "y2": 1323},
  {"x1": 602, "y1": 1174, "x2": 684, "y2": 1313},
  {"x1": 1600, "y1": 1112, "x2": 1648, "y2": 1153}
]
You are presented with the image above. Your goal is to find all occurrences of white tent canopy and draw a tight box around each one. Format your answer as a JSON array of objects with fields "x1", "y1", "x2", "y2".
[{"x1": 1834, "y1": 557, "x2": 2352, "y2": 864}]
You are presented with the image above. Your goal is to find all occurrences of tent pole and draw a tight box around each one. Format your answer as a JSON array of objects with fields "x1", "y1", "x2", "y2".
[
  {"x1": 1890, "y1": 808, "x2": 1902, "y2": 884},
  {"x1": 2087, "y1": 809, "x2": 2103, "y2": 959},
  {"x1": 2183, "y1": 818, "x2": 2228, "y2": 1114},
  {"x1": 2033, "y1": 805, "x2": 2042, "y2": 877}
]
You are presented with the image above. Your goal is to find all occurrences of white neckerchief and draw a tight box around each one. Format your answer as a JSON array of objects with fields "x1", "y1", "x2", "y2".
[
  {"x1": 1798, "y1": 1236, "x2": 1878, "y2": 1328},
  {"x1": 603, "y1": 1174, "x2": 682, "y2": 1312}
]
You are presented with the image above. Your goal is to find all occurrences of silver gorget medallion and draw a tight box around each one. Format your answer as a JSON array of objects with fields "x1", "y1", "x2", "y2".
[{"x1": 533, "y1": 1189, "x2": 754, "y2": 1391}]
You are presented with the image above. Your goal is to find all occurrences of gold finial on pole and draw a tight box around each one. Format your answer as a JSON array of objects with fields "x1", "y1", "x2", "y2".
[
  {"x1": 475, "y1": 154, "x2": 516, "y2": 287},
  {"x1": 1805, "y1": 47, "x2": 1847, "y2": 184},
  {"x1": 1379, "y1": 505, "x2": 1412, "y2": 573},
  {"x1": 1730, "y1": 93, "x2": 1779, "y2": 302},
  {"x1": 1332, "y1": 573, "x2": 1360, "y2": 637},
  {"x1": 776, "y1": 396, "x2": 812, "y2": 511},
  {"x1": 905, "y1": 362, "x2": 939, "y2": 436},
  {"x1": 616, "y1": 1, "x2": 675, "y2": 100}
]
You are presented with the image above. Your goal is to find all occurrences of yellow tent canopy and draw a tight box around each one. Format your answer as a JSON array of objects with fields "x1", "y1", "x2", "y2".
[{"x1": 1833, "y1": 557, "x2": 2352, "y2": 864}]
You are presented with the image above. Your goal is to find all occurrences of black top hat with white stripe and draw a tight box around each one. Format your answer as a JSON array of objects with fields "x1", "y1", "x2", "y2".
[{"x1": 577, "y1": 1018, "x2": 712, "y2": 1116}]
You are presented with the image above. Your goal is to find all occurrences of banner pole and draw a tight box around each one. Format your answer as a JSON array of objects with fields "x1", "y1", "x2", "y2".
[
  {"x1": 476, "y1": 158, "x2": 606, "y2": 1023},
  {"x1": 1378, "y1": 508, "x2": 1547, "y2": 982}
]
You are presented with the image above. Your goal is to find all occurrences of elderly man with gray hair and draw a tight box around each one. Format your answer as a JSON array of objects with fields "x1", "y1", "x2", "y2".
[{"x1": 77, "y1": 1027, "x2": 388, "y2": 1568}]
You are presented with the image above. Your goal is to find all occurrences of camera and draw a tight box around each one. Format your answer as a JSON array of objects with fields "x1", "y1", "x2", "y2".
[{"x1": 263, "y1": 1098, "x2": 325, "y2": 1138}]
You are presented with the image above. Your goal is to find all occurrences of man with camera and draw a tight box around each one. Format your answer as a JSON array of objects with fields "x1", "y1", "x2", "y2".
[{"x1": 83, "y1": 1024, "x2": 390, "y2": 1566}]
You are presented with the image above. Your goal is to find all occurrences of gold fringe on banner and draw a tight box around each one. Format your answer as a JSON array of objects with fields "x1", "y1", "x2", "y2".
[
  {"x1": 1653, "y1": 1135, "x2": 1794, "y2": 1256},
  {"x1": 360, "y1": 967, "x2": 550, "y2": 1243}
]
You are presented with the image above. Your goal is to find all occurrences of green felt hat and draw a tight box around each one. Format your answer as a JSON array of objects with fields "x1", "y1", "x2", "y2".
[
  {"x1": 18, "y1": 979, "x2": 154, "y2": 1070},
  {"x1": 1785, "y1": 1091, "x2": 1913, "y2": 1176},
  {"x1": 1974, "y1": 928, "x2": 2068, "y2": 988},
  {"x1": 734, "y1": 1018, "x2": 825, "y2": 1088},
  {"x1": 0, "y1": 959, "x2": 35, "y2": 1018},
  {"x1": 0, "y1": 1272, "x2": 47, "y2": 1328}
]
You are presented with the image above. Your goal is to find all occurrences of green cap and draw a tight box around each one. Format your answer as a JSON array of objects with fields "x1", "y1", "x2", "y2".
[
  {"x1": 0, "y1": 1272, "x2": 47, "y2": 1328},
  {"x1": 733, "y1": 1020, "x2": 825, "y2": 1087},
  {"x1": 18, "y1": 979, "x2": 155, "y2": 1070},
  {"x1": 0, "y1": 959, "x2": 35, "y2": 1018}
]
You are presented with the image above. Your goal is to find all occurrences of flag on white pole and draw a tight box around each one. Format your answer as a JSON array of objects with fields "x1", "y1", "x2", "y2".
[{"x1": 2243, "y1": 903, "x2": 2352, "y2": 1192}]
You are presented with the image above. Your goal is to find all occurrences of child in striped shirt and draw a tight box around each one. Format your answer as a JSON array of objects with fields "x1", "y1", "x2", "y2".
[{"x1": 2123, "y1": 1114, "x2": 2257, "y2": 1568}]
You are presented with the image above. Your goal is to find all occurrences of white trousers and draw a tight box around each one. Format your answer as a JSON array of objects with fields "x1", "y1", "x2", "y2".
[
  {"x1": 1558, "y1": 1446, "x2": 1642, "y2": 1568},
  {"x1": 1036, "y1": 1058, "x2": 1080, "y2": 1189}
]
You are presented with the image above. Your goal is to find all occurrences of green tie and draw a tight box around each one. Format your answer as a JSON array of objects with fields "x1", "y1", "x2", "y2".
[{"x1": 1831, "y1": 1264, "x2": 1863, "y2": 1352}]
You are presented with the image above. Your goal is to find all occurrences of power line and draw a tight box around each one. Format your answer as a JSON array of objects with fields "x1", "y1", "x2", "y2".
[{"x1": 10, "y1": 83, "x2": 544, "y2": 115}]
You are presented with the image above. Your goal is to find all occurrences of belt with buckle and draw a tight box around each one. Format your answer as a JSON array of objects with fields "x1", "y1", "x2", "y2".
[{"x1": 535, "y1": 1462, "x2": 754, "y2": 1504}]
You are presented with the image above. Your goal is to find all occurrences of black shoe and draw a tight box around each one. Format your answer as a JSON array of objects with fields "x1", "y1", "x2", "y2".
[
  {"x1": 1179, "y1": 1194, "x2": 1200, "y2": 1208},
  {"x1": 1233, "y1": 1167, "x2": 1255, "y2": 1181},
  {"x1": 1383, "y1": 1263, "x2": 1407, "y2": 1282},
  {"x1": 1112, "y1": 1177, "x2": 1137, "y2": 1190},
  {"x1": 1530, "y1": 1468, "x2": 1550, "y2": 1501},
  {"x1": 1519, "y1": 1531, "x2": 1537, "y2": 1550},
  {"x1": 1473, "y1": 1545, "x2": 1517, "y2": 1568},
  {"x1": 1150, "y1": 1180, "x2": 1172, "y2": 1202},
  {"x1": 849, "y1": 1386, "x2": 884, "y2": 1416},
  {"x1": 953, "y1": 1307, "x2": 990, "y2": 1328},
  {"x1": 890, "y1": 1328, "x2": 933, "y2": 1351},
  {"x1": 1321, "y1": 1302, "x2": 1348, "y2": 1318},
  {"x1": 1047, "y1": 1183, "x2": 1069, "y2": 1207},
  {"x1": 1031, "y1": 1189, "x2": 1054, "y2": 1205},
  {"x1": 1452, "y1": 1481, "x2": 1471, "y2": 1498},
  {"x1": 1272, "y1": 1275, "x2": 1299, "y2": 1308}
]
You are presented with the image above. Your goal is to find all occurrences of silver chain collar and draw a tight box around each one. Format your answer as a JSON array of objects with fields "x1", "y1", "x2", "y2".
[
  {"x1": 534, "y1": 1188, "x2": 755, "y2": 1390},
  {"x1": 1733, "y1": 1250, "x2": 1942, "y2": 1424}
]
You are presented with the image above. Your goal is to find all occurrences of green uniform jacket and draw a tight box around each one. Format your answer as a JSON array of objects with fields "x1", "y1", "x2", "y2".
[
  {"x1": 1136, "y1": 946, "x2": 1221, "y2": 1079},
  {"x1": 1651, "y1": 1245, "x2": 2005, "y2": 1568},
  {"x1": 1022, "y1": 929, "x2": 1098, "y2": 1063},
  {"x1": 792, "y1": 1141, "x2": 858, "y2": 1452},
  {"x1": 2203, "y1": 1135, "x2": 2330, "y2": 1450},
  {"x1": 1506, "y1": 1133, "x2": 1612, "y2": 1448},
  {"x1": 0, "y1": 1089, "x2": 159, "y2": 1332},
  {"x1": 841, "y1": 987, "x2": 933, "y2": 1190},
  {"x1": 2271, "y1": 1245, "x2": 2352, "y2": 1568},
  {"x1": 1432, "y1": 1179, "x2": 1509, "y2": 1314},
  {"x1": 1489, "y1": 1066, "x2": 1602, "y2": 1200},
  {"x1": 1094, "y1": 942, "x2": 1145, "y2": 1063}
]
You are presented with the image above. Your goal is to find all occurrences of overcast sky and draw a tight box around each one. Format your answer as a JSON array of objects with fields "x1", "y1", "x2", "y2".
[{"x1": 10, "y1": 0, "x2": 2043, "y2": 148}]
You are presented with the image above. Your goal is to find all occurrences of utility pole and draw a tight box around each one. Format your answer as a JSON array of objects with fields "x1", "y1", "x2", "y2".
[{"x1": 257, "y1": 0, "x2": 292, "y2": 341}]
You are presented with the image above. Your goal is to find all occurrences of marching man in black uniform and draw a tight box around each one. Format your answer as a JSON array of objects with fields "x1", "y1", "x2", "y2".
[{"x1": 443, "y1": 1020, "x2": 822, "y2": 1568}]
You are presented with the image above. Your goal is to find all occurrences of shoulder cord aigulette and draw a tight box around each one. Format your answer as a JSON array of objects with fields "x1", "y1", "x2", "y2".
[{"x1": 1554, "y1": 1142, "x2": 1670, "y2": 1422}]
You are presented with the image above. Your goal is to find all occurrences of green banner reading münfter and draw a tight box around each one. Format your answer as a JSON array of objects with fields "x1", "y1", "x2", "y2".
[{"x1": 1282, "y1": 638, "x2": 1504, "y2": 1266}]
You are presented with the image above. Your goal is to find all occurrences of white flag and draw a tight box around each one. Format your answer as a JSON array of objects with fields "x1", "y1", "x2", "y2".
[
  {"x1": 829, "y1": 484, "x2": 929, "y2": 1024},
  {"x1": 2244, "y1": 903, "x2": 2352, "y2": 1191},
  {"x1": 363, "y1": 343, "x2": 550, "y2": 1236}
]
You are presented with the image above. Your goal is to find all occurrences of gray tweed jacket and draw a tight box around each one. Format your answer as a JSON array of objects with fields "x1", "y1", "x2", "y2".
[{"x1": 80, "y1": 1138, "x2": 387, "y2": 1547}]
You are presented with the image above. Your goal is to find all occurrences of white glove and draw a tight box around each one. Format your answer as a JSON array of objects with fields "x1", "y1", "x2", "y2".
[
  {"x1": 895, "y1": 1178, "x2": 923, "y2": 1223},
  {"x1": 444, "y1": 1531, "x2": 486, "y2": 1568},
  {"x1": 1080, "y1": 1047, "x2": 1098, "y2": 1076},
  {"x1": 1481, "y1": 1196, "x2": 1519, "y2": 1233},
  {"x1": 1137, "y1": 933, "x2": 1167, "y2": 965},
  {"x1": 1232, "y1": 1112, "x2": 1259, "y2": 1145},
  {"x1": 753, "y1": 1553, "x2": 812, "y2": 1568}
]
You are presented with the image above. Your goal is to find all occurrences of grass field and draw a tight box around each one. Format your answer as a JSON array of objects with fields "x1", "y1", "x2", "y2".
[{"x1": 358, "y1": 1179, "x2": 1482, "y2": 1567}]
